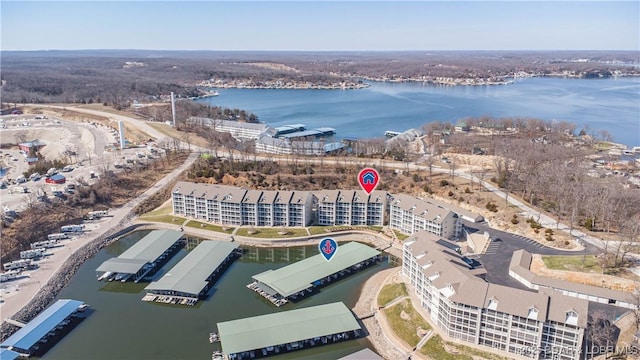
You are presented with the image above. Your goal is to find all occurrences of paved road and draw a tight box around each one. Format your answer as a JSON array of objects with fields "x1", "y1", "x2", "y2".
[
  {"x1": 462, "y1": 220, "x2": 600, "y2": 289},
  {"x1": 33, "y1": 105, "x2": 167, "y2": 141},
  {"x1": 28, "y1": 104, "x2": 610, "y2": 253}
]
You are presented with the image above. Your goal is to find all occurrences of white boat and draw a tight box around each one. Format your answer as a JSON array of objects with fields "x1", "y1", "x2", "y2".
[
  {"x1": 97, "y1": 272, "x2": 112, "y2": 281},
  {"x1": 209, "y1": 332, "x2": 219, "y2": 343}
]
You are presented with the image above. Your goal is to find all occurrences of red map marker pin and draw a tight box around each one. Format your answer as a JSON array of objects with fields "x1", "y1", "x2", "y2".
[{"x1": 358, "y1": 168, "x2": 380, "y2": 194}]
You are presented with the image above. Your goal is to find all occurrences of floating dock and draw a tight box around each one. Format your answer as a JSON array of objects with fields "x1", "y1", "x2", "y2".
[
  {"x1": 0, "y1": 299, "x2": 88, "y2": 357},
  {"x1": 217, "y1": 302, "x2": 361, "y2": 360},
  {"x1": 248, "y1": 242, "x2": 381, "y2": 306},
  {"x1": 278, "y1": 127, "x2": 336, "y2": 140},
  {"x1": 273, "y1": 124, "x2": 306, "y2": 137},
  {"x1": 96, "y1": 229, "x2": 184, "y2": 283},
  {"x1": 143, "y1": 240, "x2": 240, "y2": 305}
]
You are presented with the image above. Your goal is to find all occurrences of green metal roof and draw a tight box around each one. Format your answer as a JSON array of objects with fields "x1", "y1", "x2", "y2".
[
  {"x1": 118, "y1": 230, "x2": 183, "y2": 261},
  {"x1": 338, "y1": 348, "x2": 383, "y2": 360},
  {"x1": 252, "y1": 242, "x2": 380, "y2": 297},
  {"x1": 217, "y1": 302, "x2": 361, "y2": 355},
  {"x1": 96, "y1": 258, "x2": 148, "y2": 274},
  {"x1": 145, "y1": 241, "x2": 238, "y2": 296},
  {"x1": 95, "y1": 229, "x2": 183, "y2": 274}
]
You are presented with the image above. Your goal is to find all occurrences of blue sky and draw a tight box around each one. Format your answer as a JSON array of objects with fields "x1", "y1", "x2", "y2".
[{"x1": 1, "y1": 1, "x2": 638, "y2": 51}]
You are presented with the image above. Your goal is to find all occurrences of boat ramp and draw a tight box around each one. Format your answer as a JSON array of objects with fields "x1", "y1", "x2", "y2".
[{"x1": 248, "y1": 242, "x2": 381, "y2": 306}]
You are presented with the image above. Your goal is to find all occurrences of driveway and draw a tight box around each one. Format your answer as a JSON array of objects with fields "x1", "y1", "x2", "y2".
[{"x1": 462, "y1": 220, "x2": 600, "y2": 289}]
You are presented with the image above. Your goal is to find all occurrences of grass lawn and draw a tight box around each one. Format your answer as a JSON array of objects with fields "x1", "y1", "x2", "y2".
[
  {"x1": 542, "y1": 255, "x2": 602, "y2": 273},
  {"x1": 309, "y1": 225, "x2": 383, "y2": 236},
  {"x1": 421, "y1": 335, "x2": 510, "y2": 360},
  {"x1": 378, "y1": 283, "x2": 408, "y2": 307},
  {"x1": 393, "y1": 230, "x2": 410, "y2": 241},
  {"x1": 139, "y1": 214, "x2": 186, "y2": 225},
  {"x1": 383, "y1": 300, "x2": 431, "y2": 347},
  {"x1": 236, "y1": 227, "x2": 308, "y2": 238},
  {"x1": 138, "y1": 202, "x2": 173, "y2": 218},
  {"x1": 185, "y1": 220, "x2": 234, "y2": 233},
  {"x1": 137, "y1": 202, "x2": 187, "y2": 225},
  {"x1": 309, "y1": 226, "x2": 330, "y2": 235}
]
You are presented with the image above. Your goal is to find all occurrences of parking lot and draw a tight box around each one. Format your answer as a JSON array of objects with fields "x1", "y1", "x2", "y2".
[{"x1": 0, "y1": 113, "x2": 160, "y2": 213}]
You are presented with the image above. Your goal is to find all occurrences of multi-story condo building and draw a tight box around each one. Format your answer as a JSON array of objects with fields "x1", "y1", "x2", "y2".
[
  {"x1": 255, "y1": 136, "x2": 294, "y2": 155},
  {"x1": 389, "y1": 193, "x2": 462, "y2": 239},
  {"x1": 403, "y1": 231, "x2": 587, "y2": 360},
  {"x1": 314, "y1": 190, "x2": 387, "y2": 226},
  {"x1": 172, "y1": 182, "x2": 313, "y2": 227},
  {"x1": 315, "y1": 190, "x2": 339, "y2": 225},
  {"x1": 187, "y1": 117, "x2": 270, "y2": 140}
]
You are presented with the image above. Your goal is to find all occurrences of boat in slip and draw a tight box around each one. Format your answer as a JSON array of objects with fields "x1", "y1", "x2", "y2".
[{"x1": 209, "y1": 332, "x2": 220, "y2": 343}]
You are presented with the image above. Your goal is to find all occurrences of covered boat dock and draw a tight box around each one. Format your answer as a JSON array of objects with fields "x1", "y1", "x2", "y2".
[
  {"x1": 143, "y1": 240, "x2": 240, "y2": 305},
  {"x1": 248, "y1": 242, "x2": 381, "y2": 306},
  {"x1": 0, "y1": 299, "x2": 88, "y2": 357},
  {"x1": 96, "y1": 229, "x2": 184, "y2": 282},
  {"x1": 217, "y1": 302, "x2": 361, "y2": 359}
]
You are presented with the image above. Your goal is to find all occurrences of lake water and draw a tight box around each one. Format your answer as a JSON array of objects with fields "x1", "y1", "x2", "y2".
[
  {"x1": 198, "y1": 77, "x2": 640, "y2": 147},
  {"x1": 43, "y1": 231, "x2": 389, "y2": 360}
]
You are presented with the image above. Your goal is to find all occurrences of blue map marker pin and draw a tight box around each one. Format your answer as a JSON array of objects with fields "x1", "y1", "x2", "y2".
[{"x1": 319, "y1": 238, "x2": 338, "y2": 261}]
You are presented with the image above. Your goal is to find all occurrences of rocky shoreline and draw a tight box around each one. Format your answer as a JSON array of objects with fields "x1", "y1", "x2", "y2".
[{"x1": 0, "y1": 214, "x2": 141, "y2": 342}]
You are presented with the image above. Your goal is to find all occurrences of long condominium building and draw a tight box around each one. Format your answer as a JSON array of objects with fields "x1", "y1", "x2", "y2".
[
  {"x1": 314, "y1": 190, "x2": 387, "y2": 226},
  {"x1": 172, "y1": 182, "x2": 389, "y2": 228},
  {"x1": 172, "y1": 181, "x2": 313, "y2": 227},
  {"x1": 403, "y1": 231, "x2": 587, "y2": 360},
  {"x1": 187, "y1": 117, "x2": 270, "y2": 140},
  {"x1": 389, "y1": 193, "x2": 462, "y2": 239}
]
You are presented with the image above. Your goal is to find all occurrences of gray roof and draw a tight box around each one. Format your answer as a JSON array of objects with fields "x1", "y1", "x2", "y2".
[
  {"x1": 422, "y1": 196, "x2": 484, "y2": 223},
  {"x1": 509, "y1": 249, "x2": 634, "y2": 304},
  {"x1": 390, "y1": 193, "x2": 454, "y2": 223},
  {"x1": 218, "y1": 302, "x2": 360, "y2": 355},
  {"x1": 541, "y1": 288, "x2": 589, "y2": 328},
  {"x1": 252, "y1": 242, "x2": 380, "y2": 297},
  {"x1": 280, "y1": 129, "x2": 323, "y2": 139},
  {"x1": 259, "y1": 190, "x2": 278, "y2": 204},
  {"x1": 96, "y1": 230, "x2": 183, "y2": 274},
  {"x1": 242, "y1": 190, "x2": 263, "y2": 205},
  {"x1": 315, "y1": 190, "x2": 341, "y2": 204},
  {"x1": 484, "y1": 284, "x2": 549, "y2": 319},
  {"x1": 96, "y1": 258, "x2": 149, "y2": 274},
  {"x1": 338, "y1": 348, "x2": 383, "y2": 360},
  {"x1": 289, "y1": 191, "x2": 310, "y2": 205},
  {"x1": 187, "y1": 117, "x2": 268, "y2": 131},
  {"x1": 274, "y1": 191, "x2": 293, "y2": 204},
  {"x1": 337, "y1": 190, "x2": 356, "y2": 204},
  {"x1": 407, "y1": 231, "x2": 591, "y2": 327},
  {"x1": 118, "y1": 230, "x2": 183, "y2": 262},
  {"x1": 145, "y1": 241, "x2": 238, "y2": 296},
  {"x1": 173, "y1": 182, "x2": 248, "y2": 204}
]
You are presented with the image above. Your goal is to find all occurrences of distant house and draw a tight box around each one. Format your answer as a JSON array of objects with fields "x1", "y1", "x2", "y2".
[
  {"x1": 18, "y1": 140, "x2": 45, "y2": 154},
  {"x1": 454, "y1": 122, "x2": 470, "y2": 132},
  {"x1": 45, "y1": 174, "x2": 66, "y2": 184},
  {"x1": 25, "y1": 157, "x2": 39, "y2": 165}
]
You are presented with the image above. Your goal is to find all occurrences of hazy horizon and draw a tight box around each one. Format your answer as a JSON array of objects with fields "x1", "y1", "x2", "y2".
[{"x1": 1, "y1": 1, "x2": 638, "y2": 52}]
